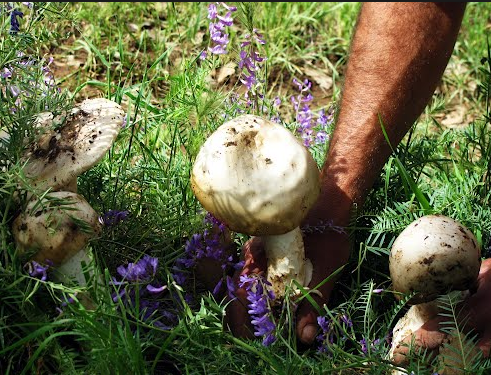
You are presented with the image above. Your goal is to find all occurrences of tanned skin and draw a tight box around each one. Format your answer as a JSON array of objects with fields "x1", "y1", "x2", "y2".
[{"x1": 226, "y1": 1, "x2": 491, "y2": 361}]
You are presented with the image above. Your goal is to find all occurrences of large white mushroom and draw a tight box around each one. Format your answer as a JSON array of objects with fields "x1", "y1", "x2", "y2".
[
  {"x1": 191, "y1": 114, "x2": 320, "y2": 298},
  {"x1": 13, "y1": 191, "x2": 102, "y2": 286},
  {"x1": 21, "y1": 98, "x2": 125, "y2": 193},
  {"x1": 388, "y1": 214, "x2": 481, "y2": 373}
]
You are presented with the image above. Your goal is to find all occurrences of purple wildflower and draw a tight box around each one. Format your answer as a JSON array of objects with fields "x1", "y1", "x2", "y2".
[
  {"x1": 99, "y1": 209, "x2": 129, "y2": 226},
  {"x1": 172, "y1": 212, "x2": 243, "y2": 293},
  {"x1": 316, "y1": 312, "x2": 355, "y2": 354},
  {"x1": 207, "y1": 3, "x2": 218, "y2": 19},
  {"x1": 315, "y1": 131, "x2": 329, "y2": 144},
  {"x1": 24, "y1": 260, "x2": 53, "y2": 281},
  {"x1": 238, "y1": 273, "x2": 277, "y2": 346},
  {"x1": 2, "y1": 55, "x2": 61, "y2": 113},
  {"x1": 1, "y1": 68, "x2": 12, "y2": 78},
  {"x1": 359, "y1": 337, "x2": 383, "y2": 356},
  {"x1": 209, "y1": 44, "x2": 227, "y2": 55},
  {"x1": 360, "y1": 337, "x2": 368, "y2": 355},
  {"x1": 116, "y1": 254, "x2": 158, "y2": 282},
  {"x1": 238, "y1": 29, "x2": 267, "y2": 106},
  {"x1": 252, "y1": 29, "x2": 266, "y2": 45},
  {"x1": 225, "y1": 275, "x2": 236, "y2": 299},
  {"x1": 217, "y1": 11, "x2": 234, "y2": 26},
  {"x1": 316, "y1": 316, "x2": 334, "y2": 354},
  {"x1": 9, "y1": 85, "x2": 20, "y2": 97},
  {"x1": 10, "y1": 9, "x2": 23, "y2": 34},
  {"x1": 212, "y1": 278, "x2": 223, "y2": 296},
  {"x1": 61, "y1": 295, "x2": 76, "y2": 307},
  {"x1": 111, "y1": 255, "x2": 172, "y2": 329},
  {"x1": 220, "y1": 2, "x2": 237, "y2": 11},
  {"x1": 206, "y1": 3, "x2": 237, "y2": 56},
  {"x1": 340, "y1": 314, "x2": 353, "y2": 328},
  {"x1": 290, "y1": 79, "x2": 335, "y2": 148}
]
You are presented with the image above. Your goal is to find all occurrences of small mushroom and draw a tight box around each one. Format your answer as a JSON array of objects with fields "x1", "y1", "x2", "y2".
[
  {"x1": 13, "y1": 191, "x2": 102, "y2": 285},
  {"x1": 191, "y1": 114, "x2": 320, "y2": 298},
  {"x1": 21, "y1": 98, "x2": 125, "y2": 193},
  {"x1": 387, "y1": 214, "x2": 481, "y2": 373},
  {"x1": 0, "y1": 129, "x2": 9, "y2": 172}
]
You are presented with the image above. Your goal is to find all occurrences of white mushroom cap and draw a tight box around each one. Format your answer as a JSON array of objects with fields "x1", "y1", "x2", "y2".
[
  {"x1": 12, "y1": 191, "x2": 102, "y2": 266},
  {"x1": 21, "y1": 98, "x2": 125, "y2": 192},
  {"x1": 191, "y1": 114, "x2": 320, "y2": 235},
  {"x1": 389, "y1": 214, "x2": 481, "y2": 304}
]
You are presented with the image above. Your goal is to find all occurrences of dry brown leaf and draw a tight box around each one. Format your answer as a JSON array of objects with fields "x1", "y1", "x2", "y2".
[
  {"x1": 303, "y1": 66, "x2": 333, "y2": 92},
  {"x1": 65, "y1": 55, "x2": 83, "y2": 68},
  {"x1": 52, "y1": 55, "x2": 83, "y2": 76},
  {"x1": 441, "y1": 104, "x2": 467, "y2": 128},
  {"x1": 217, "y1": 62, "x2": 237, "y2": 85},
  {"x1": 127, "y1": 23, "x2": 139, "y2": 33},
  {"x1": 193, "y1": 31, "x2": 205, "y2": 45}
]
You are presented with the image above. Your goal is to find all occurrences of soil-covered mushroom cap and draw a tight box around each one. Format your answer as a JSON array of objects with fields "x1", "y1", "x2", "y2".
[
  {"x1": 22, "y1": 98, "x2": 125, "y2": 192},
  {"x1": 389, "y1": 214, "x2": 481, "y2": 304},
  {"x1": 12, "y1": 191, "x2": 102, "y2": 265},
  {"x1": 191, "y1": 114, "x2": 320, "y2": 235}
]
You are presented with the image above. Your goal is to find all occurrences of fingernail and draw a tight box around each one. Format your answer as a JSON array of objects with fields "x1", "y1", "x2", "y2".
[{"x1": 300, "y1": 324, "x2": 317, "y2": 345}]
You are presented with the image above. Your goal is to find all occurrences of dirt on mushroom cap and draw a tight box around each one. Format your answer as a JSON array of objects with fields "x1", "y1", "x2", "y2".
[{"x1": 21, "y1": 98, "x2": 125, "y2": 192}]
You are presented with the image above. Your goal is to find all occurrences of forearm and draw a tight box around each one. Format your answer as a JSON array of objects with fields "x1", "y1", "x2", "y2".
[{"x1": 311, "y1": 2, "x2": 466, "y2": 225}]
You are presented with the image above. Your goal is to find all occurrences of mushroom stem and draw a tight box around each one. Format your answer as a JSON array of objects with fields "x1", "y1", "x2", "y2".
[
  {"x1": 388, "y1": 300, "x2": 440, "y2": 368},
  {"x1": 262, "y1": 227, "x2": 313, "y2": 298},
  {"x1": 55, "y1": 248, "x2": 95, "y2": 286},
  {"x1": 388, "y1": 291, "x2": 470, "y2": 375},
  {"x1": 13, "y1": 191, "x2": 102, "y2": 286}
]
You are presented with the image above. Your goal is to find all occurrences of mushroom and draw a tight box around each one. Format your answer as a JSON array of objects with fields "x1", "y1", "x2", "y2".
[
  {"x1": 190, "y1": 114, "x2": 320, "y2": 298},
  {"x1": 13, "y1": 191, "x2": 103, "y2": 286},
  {"x1": 21, "y1": 97, "x2": 125, "y2": 193},
  {"x1": 387, "y1": 214, "x2": 481, "y2": 373},
  {"x1": 0, "y1": 129, "x2": 9, "y2": 173}
]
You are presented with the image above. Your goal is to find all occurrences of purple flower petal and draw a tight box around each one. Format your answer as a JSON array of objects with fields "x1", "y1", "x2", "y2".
[
  {"x1": 212, "y1": 278, "x2": 223, "y2": 296},
  {"x1": 146, "y1": 284, "x2": 167, "y2": 294},
  {"x1": 207, "y1": 3, "x2": 218, "y2": 19},
  {"x1": 209, "y1": 44, "x2": 227, "y2": 55},
  {"x1": 262, "y1": 333, "x2": 276, "y2": 346},
  {"x1": 220, "y1": 2, "x2": 237, "y2": 11},
  {"x1": 217, "y1": 11, "x2": 233, "y2": 26}
]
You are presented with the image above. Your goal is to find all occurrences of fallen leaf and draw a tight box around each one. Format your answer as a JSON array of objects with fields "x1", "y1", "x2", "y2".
[
  {"x1": 217, "y1": 62, "x2": 237, "y2": 85},
  {"x1": 441, "y1": 104, "x2": 467, "y2": 128},
  {"x1": 127, "y1": 23, "x2": 139, "y2": 33},
  {"x1": 193, "y1": 31, "x2": 205, "y2": 45},
  {"x1": 65, "y1": 55, "x2": 82, "y2": 68},
  {"x1": 303, "y1": 66, "x2": 333, "y2": 92}
]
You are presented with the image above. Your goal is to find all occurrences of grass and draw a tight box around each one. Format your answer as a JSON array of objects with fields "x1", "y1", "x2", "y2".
[{"x1": 2, "y1": 1, "x2": 491, "y2": 374}]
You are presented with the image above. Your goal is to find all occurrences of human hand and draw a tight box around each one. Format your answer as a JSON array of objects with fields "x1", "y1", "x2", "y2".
[
  {"x1": 224, "y1": 223, "x2": 350, "y2": 345},
  {"x1": 392, "y1": 258, "x2": 491, "y2": 365}
]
